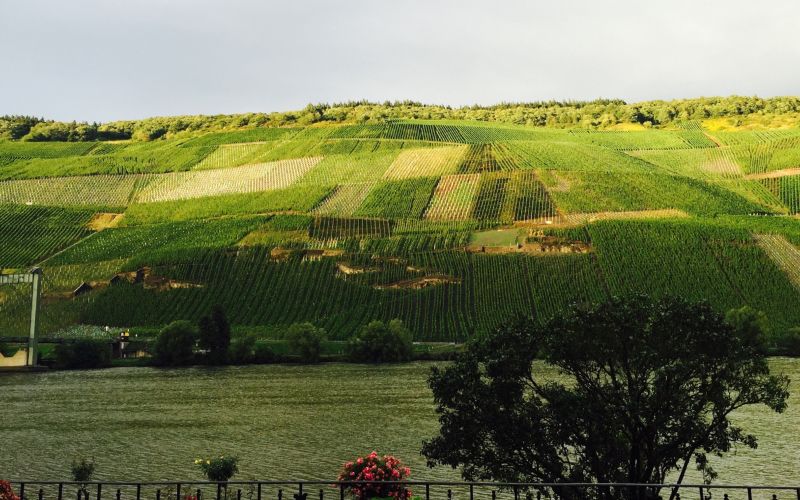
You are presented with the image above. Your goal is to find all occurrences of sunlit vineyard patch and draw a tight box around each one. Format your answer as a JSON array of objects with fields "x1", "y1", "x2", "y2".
[
  {"x1": 424, "y1": 174, "x2": 481, "y2": 220},
  {"x1": 0, "y1": 174, "x2": 142, "y2": 206},
  {"x1": 382, "y1": 145, "x2": 467, "y2": 179},
  {"x1": 568, "y1": 129, "x2": 698, "y2": 150},
  {"x1": 135, "y1": 157, "x2": 323, "y2": 202},
  {"x1": 755, "y1": 234, "x2": 800, "y2": 290},
  {"x1": 759, "y1": 175, "x2": 800, "y2": 214},
  {"x1": 631, "y1": 147, "x2": 744, "y2": 178},
  {"x1": 503, "y1": 141, "x2": 652, "y2": 172},
  {"x1": 191, "y1": 142, "x2": 276, "y2": 170}
]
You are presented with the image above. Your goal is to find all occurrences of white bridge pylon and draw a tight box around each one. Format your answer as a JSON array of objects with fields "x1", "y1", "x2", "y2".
[{"x1": 0, "y1": 267, "x2": 43, "y2": 366}]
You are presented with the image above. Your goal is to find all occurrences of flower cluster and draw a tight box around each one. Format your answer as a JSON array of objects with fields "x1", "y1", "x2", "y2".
[
  {"x1": 337, "y1": 451, "x2": 411, "y2": 500},
  {"x1": 194, "y1": 455, "x2": 239, "y2": 483},
  {"x1": 0, "y1": 481, "x2": 19, "y2": 500}
]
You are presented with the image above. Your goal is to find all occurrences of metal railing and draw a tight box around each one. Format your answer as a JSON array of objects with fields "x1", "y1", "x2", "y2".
[{"x1": 6, "y1": 481, "x2": 800, "y2": 500}]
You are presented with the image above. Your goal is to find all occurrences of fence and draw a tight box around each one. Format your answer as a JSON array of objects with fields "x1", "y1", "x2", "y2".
[{"x1": 7, "y1": 481, "x2": 800, "y2": 500}]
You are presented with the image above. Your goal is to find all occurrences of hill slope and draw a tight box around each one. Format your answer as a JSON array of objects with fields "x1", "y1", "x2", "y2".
[{"x1": 1, "y1": 119, "x2": 800, "y2": 341}]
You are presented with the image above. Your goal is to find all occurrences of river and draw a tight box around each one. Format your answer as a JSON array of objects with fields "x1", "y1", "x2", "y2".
[{"x1": 1, "y1": 360, "x2": 799, "y2": 487}]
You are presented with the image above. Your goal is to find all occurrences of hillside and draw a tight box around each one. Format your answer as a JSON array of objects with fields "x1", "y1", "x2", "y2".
[{"x1": 1, "y1": 116, "x2": 800, "y2": 343}]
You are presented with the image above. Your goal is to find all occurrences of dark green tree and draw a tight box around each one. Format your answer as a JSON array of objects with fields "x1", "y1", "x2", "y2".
[
  {"x1": 346, "y1": 319, "x2": 413, "y2": 363},
  {"x1": 54, "y1": 339, "x2": 111, "y2": 369},
  {"x1": 153, "y1": 320, "x2": 197, "y2": 366},
  {"x1": 286, "y1": 322, "x2": 326, "y2": 363},
  {"x1": 422, "y1": 295, "x2": 789, "y2": 500},
  {"x1": 199, "y1": 305, "x2": 231, "y2": 365}
]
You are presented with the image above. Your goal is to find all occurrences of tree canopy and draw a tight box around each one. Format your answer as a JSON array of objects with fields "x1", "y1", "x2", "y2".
[
  {"x1": 3, "y1": 95, "x2": 800, "y2": 142},
  {"x1": 421, "y1": 295, "x2": 790, "y2": 499}
]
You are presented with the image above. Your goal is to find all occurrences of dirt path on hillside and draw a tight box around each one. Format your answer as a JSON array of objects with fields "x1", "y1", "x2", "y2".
[
  {"x1": 745, "y1": 167, "x2": 800, "y2": 180},
  {"x1": 702, "y1": 131, "x2": 724, "y2": 148}
]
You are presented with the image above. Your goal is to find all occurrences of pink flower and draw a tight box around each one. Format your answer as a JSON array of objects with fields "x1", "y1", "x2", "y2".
[{"x1": 356, "y1": 458, "x2": 363, "y2": 465}]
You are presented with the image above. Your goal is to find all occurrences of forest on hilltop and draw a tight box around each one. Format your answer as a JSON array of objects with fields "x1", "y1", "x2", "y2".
[{"x1": 3, "y1": 95, "x2": 800, "y2": 143}]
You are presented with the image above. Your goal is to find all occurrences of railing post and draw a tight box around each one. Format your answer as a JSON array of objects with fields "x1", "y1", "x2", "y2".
[
  {"x1": 796, "y1": 487, "x2": 800, "y2": 500},
  {"x1": 217, "y1": 484, "x2": 222, "y2": 500},
  {"x1": 748, "y1": 487, "x2": 753, "y2": 500},
  {"x1": 135, "y1": 485, "x2": 141, "y2": 500},
  {"x1": 426, "y1": 484, "x2": 430, "y2": 500},
  {"x1": 176, "y1": 484, "x2": 181, "y2": 500},
  {"x1": 338, "y1": 485, "x2": 343, "y2": 500},
  {"x1": 157, "y1": 488, "x2": 161, "y2": 500},
  {"x1": 116, "y1": 489, "x2": 121, "y2": 500},
  {"x1": 257, "y1": 484, "x2": 262, "y2": 500},
  {"x1": 469, "y1": 484, "x2": 474, "y2": 500},
  {"x1": 39, "y1": 488, "x2": 44, "y2": 500},
  {"x1": 294, "y1": 483, "x2": 306, "y2": 500},
  {"x1": 198, "y1": 489, "x2": 203, "y2": 500},
  {"x1": 59, "y1": 483, "x2": 64, "y2": 500},
  {"x1": 278, "y1": 489, "x2": 282, "y2": 500},
  {"x1": 698, "y1": 487, "x2": 703, "y2": 500},
  {"x1": 19, "y1": 483, "x2": 25, "y2": 500},
  {"x1": 318, "y1": 489, "x2": 323, "y2": 500},
  {"x1": 97, "y1": 483, "x2": 102, "y2": 500},
  {"x1": 491, "y1": 490, "x2": 495, "y2": 500}
]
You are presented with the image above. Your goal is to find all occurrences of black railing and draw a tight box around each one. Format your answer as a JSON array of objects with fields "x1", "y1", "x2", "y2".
[{"x1": 6, "y1": 481, "x2": 800, "y2": 500}]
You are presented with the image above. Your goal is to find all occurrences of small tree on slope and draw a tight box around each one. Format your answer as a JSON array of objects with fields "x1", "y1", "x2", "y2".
[{"x1": 421, "y1": 295, "x2": 789, "y2": 500}]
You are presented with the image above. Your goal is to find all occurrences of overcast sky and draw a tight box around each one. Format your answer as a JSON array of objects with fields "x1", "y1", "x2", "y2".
[{"x1": 2, "y1": 0, "x2": 799, "y2": 122}]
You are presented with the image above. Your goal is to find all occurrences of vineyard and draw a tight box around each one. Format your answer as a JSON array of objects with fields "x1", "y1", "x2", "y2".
[{"x1": 2, "y1": 118, "x2": 800, "y2": 341}]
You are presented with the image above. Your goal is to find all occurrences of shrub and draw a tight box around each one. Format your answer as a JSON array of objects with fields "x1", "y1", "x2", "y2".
[
  {"x1": 54, "y1": 339, "x2": 111, "y2": 369},
  {"x1": 337, "y1": 451, "x2": 411, "y2": 500},
  {"x1": 153, "y1": 320, "x2": 197, "y2": 366},
  {"x1": 228, "y1": 334, "x2": 257, "y2": 364},
  {"x1": 70, "y1": 457, "x2": 96, "y2": 482},
  {"x1": 195, "y1": 456, "x2": 239, "y2": 483},
  {"x1": 0, "y1": 481, "x2": 20, "y2": 500},
  {"x1": 775, "y1": 327, "x2": 800, "y2": 356},
  {"x1": 346, "y1": 320, "x2": 413, "y2": 363},
  {"x1": 253, "y1": 343, "x2": 275, "y2": 364},
  {"x1": 286, "y1": 323, "x2": 326, "y2": 363}
]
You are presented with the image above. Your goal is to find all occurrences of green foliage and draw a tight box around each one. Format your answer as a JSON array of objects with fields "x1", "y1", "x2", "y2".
[
  {"x1": 0, "y1": 204, "x2": 94, "y2": 268},
  {"x1": 194, "y1": 455, "x2": 239, "y2": 482},
  {"x1": 228, "y1": 334, "x2": 258, "y2": 364},
  {"x1": 199, "y1": 306, "x2": 231, "y2": 365},
  {"x1": 70, "y1": 457, "x2": 96, "y2": 483},
  {"x1": 286, "y1": 322, "x2": 326, "y2": 363},
  {"x1": 346, "y1": 319, "x2": 413, "y2": 363},
  {"x1": 355, "y1": 178, "x2": 438, "y2": 219},
  {"x1": 122, "y1": 186, "x2": 332, "y2": 224},
  {"x1": 153, "y1": 320, "x2": 197, "y2": 366},
  {"x1": 54, "y1": 339, "x2": 111, "y2": 369},
  {"x1": 422, "y1": 295, "x2": 789, "y2": 492}
]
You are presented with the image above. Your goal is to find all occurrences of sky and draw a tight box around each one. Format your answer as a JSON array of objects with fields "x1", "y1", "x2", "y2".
[{"x1": 1, "y1": 0, "x2": 799, "y2": 122}]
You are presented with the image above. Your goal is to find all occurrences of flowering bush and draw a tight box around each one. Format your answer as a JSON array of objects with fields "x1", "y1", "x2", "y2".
[
  {"x1": 337, "y1": 452, "x2": 411, "y2": 499},
  {"x1": 194, "y1": 456, "x2": 239, "y2": 483},
  {"x1": 0, "y1": 481, "x2": 20, "y2": 500}
]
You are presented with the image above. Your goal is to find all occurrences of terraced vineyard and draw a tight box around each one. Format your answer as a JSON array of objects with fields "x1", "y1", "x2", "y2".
[{"x1": 2, "y1": 118, "x2": 800, "y2": 341}]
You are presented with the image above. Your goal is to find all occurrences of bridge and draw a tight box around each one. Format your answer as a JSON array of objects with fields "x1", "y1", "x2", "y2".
[{"x1": 0, "y1": 267, "x2": 42, "y2": 366}]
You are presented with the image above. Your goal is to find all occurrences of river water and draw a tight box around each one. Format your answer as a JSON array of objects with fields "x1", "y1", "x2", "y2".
[{"x1": 1, "y1": 360, "x2": 799, "y2": 487}]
